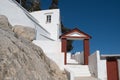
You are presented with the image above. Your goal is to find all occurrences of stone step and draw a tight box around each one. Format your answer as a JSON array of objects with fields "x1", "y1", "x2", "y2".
[
  {"x1": 67, "y1": 59, "x2": 78, "y2": 64},
  {"x1": 65, "y1": 65, "x2": 89, "y2": 69},
  {"x1": 75, "y1": 77, "x2": 99, "y2": 80},
  {"x1": 68, "y1": 68, "x2": 90, "y2": 73},
  {"x1": 73, "y1": 70, "x2": 91, "y2": 77},
  {"x1": 65, "y1": 65, "x2": 92, "y2": 80},
  {"x1": 74, "y1": 73, "x2": 91, "y2": 77}
]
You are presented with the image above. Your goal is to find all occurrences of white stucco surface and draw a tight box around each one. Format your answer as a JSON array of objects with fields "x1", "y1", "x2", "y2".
[
  {"x1": 32, "y1": 40, "x2": 64, "y2": 70},
  {"x1": 89, "y1": 51, "x2": 98, "y2": 77},
  {"x1": 89, "y1": 50, "x2": 107, "y2": 80},
  {"x1": 97, "y1": 57, "x2": 107, "y2": 80},
  {"x1": 67, "y1": 53, "x2": 79, "y2": 64},
  {"x1": 30, "y1": 9, "x2": 61, "y2": 40},
  {"x1": 72, "y1": 52, "x2": 84, "y2": 64},
  {"x1": 33, "y1": 40, "x2": 61, "y2": 53}
]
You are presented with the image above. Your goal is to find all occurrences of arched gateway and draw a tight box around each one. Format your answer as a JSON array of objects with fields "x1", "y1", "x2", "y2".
[{"x1": 60, "y1": 28, "x2": 91, "y2": 65}]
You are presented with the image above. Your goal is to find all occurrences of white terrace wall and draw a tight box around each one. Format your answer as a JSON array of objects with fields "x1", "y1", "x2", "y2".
[
  {"x1": 97, "y1": 56, "x2": 107, "y2": 80},
  {"x1": 89, "y1": 51, "x2": 98, "y2": 77},
  {"x1": 118, "y1": 59, "x2": 120, "y2": 80},
  {"x1": 89, "y1": 51, "x2": 107, "y2": 80}
]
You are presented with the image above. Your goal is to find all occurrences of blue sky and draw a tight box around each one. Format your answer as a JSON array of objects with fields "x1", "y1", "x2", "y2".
[{"x1": 41, "y1": 0, "x2": 120, "y2": 54}]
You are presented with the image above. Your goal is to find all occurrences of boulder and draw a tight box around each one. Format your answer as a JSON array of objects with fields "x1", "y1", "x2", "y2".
[
  {"x1": 13, "y1": 25, "x2": 36, "y2": 41},
  {"x1": 0, "y1": 15, "x2": 12, "y2": 29}
]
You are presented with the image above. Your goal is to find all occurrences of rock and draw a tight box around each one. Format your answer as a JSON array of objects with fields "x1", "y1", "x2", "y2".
[
  {"x1": 49, "y1": 60, "x2": 67, "y2": 80},
  {"x1": 0, "y1": 15, "x2": 68, "y2": 80},
  {"x1": 13, "y1": 25, "x2": 36, "y2": 41},
  {"x1": 0, "y1": 15, "x2": 12, "y2": 29}
]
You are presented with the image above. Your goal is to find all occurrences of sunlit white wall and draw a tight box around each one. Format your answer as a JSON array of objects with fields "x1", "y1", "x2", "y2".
[
  {"x1": 89, "y1": 50, "x2": 107, "y2": 80},
  {"x1": 31, "y1": 9, "x2": 61, "y2": 41}
]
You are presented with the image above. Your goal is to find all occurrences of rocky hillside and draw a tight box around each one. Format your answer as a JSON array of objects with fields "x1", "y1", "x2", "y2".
[{"x1": 0, "y1": 15, "x2": 68, "y2": 80}]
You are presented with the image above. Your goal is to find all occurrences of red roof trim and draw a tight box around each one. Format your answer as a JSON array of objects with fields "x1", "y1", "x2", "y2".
[{"x1": 60, "y1": 28, "x2": 92, "y2": 39}]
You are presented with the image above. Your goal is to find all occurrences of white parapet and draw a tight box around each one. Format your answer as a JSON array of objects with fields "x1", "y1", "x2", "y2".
[
  {"x1": 89, "y1": 50, "x2": 107, "y2": 80},
  {"x1": 89, "y1": 51, "x2": 98, "y2": 77}
]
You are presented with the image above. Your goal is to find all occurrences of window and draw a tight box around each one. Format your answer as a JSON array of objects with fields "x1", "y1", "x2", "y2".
[{"x1": 46, "y1": 15, "x2": 51, "y2": 23}]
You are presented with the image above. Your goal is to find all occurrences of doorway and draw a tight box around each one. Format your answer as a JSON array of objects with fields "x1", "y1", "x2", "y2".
[{"x1": 107, "y1": 58, "x2": 119, "y2": 80}]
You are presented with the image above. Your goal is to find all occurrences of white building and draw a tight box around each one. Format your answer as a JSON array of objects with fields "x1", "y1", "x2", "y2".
[
  {"x1": 0, "y1": 0, "x2": 120, "y2": 80},
  {"x1": 30, "y1": 9, "x2": 61, "y2": 40},
  {"x1": 31, "y1": 9, "x2": 65, "y2": 70}
]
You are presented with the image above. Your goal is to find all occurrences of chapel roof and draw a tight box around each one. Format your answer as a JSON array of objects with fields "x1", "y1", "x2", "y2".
[{"x1": 60, "y1": 28, "x2": 92, "y2": 39}]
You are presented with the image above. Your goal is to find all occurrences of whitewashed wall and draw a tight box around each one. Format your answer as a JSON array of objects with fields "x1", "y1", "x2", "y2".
[
  {"x1": 79, "y1": 51, "x2": 84, "y2": 64},
  {"x1": 89, "y1": 51, "x2": 98, "y2": 77},
  {"x1": 31, "y1": 9, "x2": 61, "y2": 41},
  {"x1": 72, "y1": 52, "x2": 84, "y2": 64},
  {"x1": 74, "y1": 52, "x2": 80, "y2": 63},
  {"x1": 118, "y1": 59, "x2": 120, "y2": 80},
  {"x1": 97, "y1": 56, "x2": 107, "y2": 80},
  {"x1": 33, "y1": 40, "x2": 61, "y2": 53},
  {"x1": 32, "y1": 40, "x2": 64, "y2": 70},
  {"x1": 89, "y1": 50, "x2": 107, "y2": 80}
]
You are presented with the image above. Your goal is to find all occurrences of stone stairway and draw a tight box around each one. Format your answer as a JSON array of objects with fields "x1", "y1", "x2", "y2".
[
  {"x1": 65, "y1": 65, "x2": 98, "y2": 80},
  {"x1": 65, "y1": 65, "x2": 92, "y2": 80},
  {"x1": 64, "y1": 53, "x2": 98, "y2": 80}
]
